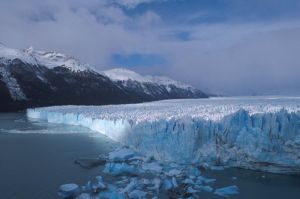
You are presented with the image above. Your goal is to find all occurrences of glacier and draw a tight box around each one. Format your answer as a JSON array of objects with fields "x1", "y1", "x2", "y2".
[{"x1": 27, "y1": 97, "x2": 300, "y2": 173}]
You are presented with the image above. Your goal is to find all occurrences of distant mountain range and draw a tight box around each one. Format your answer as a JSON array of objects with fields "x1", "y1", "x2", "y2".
[{"x1": 0, "y1": 44, "x2": 208, "y2": 112}]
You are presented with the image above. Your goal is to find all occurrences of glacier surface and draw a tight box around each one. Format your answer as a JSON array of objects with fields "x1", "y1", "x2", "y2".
[{"x1": 27, "y1": 97, "x2": 300, "y2": 173}]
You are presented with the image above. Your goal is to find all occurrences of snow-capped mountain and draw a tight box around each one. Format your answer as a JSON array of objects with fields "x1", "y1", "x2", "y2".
[
  {"x1": 102, "y1": 68, "x2": 204, "y2": 98},
  {"x1": 0, "y1": 43, "x2": 90, "y2": 71},
  {"x1": 103, "y1": 68, "x2": 195, "y2": 90},
  {"x1": 0, "y1": 44, "x2": 208, "y2": 112}
]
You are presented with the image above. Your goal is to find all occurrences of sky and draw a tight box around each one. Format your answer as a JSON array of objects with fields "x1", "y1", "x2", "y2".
[{"x1": 1, "y1": 0, "x2": 300, "y2": 95}]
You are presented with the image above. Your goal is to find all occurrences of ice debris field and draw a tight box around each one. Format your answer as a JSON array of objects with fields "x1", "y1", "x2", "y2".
[
  {"x1": 27, "y1": 97, "x2": 300, "y2": 174},
  {"x1": 58, "y1": 146, "x2": 239, "y2": 199}
]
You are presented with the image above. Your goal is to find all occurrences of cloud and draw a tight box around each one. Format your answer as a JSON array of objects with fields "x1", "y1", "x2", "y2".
[
  {"x1": 0, "y1": 0, "x2": 299, "y2": 95},
  {"x1": 113, "y1": 0, "x2": 158, "y2": 8}
]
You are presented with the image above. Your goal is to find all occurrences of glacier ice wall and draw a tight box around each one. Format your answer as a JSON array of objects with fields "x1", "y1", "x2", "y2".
[{"x1": 27, "y1": 97, "x2": 300, "y2": 173}]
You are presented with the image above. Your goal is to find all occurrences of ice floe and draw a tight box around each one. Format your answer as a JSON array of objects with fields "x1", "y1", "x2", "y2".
[{"x1": 214, "y1": 185, "x2": 239, "y2": 197}]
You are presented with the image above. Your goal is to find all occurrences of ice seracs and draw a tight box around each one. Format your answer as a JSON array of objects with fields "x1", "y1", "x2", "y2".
[{"x1": 27, "y1": 96, "x2": 300, "y2": 174}]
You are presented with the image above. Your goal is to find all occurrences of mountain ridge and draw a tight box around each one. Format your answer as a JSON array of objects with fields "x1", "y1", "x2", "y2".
[{"x1": 0, "y1": 44, "x2": 208, "y2": 112}]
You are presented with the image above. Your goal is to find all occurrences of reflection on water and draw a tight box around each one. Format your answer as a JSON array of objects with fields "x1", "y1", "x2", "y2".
[{"x1": 0, "y1": 112, "x2": 300, "y2": 199}]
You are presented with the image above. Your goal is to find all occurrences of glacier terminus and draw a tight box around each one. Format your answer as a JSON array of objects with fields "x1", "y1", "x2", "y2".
[{"x1": 27, "y1": 96, "x2": 300, "y2": 174}]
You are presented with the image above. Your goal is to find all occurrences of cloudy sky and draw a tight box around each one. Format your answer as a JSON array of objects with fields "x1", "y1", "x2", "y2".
[{"x1": 1, "y1": 0, "x2": 300, "y2": 95}]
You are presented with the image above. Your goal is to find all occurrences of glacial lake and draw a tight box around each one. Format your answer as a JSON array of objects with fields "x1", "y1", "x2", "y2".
[{"x1": 0, "y1": 112, "x2": 300, "y2": 199}]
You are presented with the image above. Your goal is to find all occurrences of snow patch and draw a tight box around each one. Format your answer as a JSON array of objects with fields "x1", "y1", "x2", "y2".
[{"x1": 0, "y1": 67, "x2": 27, "y2": 100}]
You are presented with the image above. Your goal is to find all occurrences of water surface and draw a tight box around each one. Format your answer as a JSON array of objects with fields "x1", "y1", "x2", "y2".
[{"x1": 0, "y1": 112, "x2": 118, "y2": 199}]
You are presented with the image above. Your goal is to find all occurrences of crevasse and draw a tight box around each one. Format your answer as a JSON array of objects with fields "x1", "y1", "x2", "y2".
[{"x1": 27, "y1": 98, "x2": 300, "y2": 173}]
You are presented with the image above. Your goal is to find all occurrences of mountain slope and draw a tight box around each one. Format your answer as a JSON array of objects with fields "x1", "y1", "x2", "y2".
[
  {"x1": 103, "y1": 68, "x2": 207, "y2": 99},
  {"x1": 0, "y1": 44, "x2": 208, "y2": 112}
]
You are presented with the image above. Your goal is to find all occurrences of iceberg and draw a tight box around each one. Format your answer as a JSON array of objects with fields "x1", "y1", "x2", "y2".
[
  {"x1": 103, "y1": 162, "x2": 139, "y2": 176},
  {"x1": 27, "y1": 97, "x2": 300, "y2": 173},
  {"x1": 58, "y1": 183, "x2": 80, "y2": 198},
  {"x1": 108, "y1": 147, "x2": 139, "y2": 162}
]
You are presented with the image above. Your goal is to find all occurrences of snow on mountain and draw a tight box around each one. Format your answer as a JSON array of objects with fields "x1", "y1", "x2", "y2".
[
  {"x1": 102, "y1": 68, "x2": 147, "y2": 82},
  {"x1": 0, "y1": 44, "x2": 199, "y2": 90},
  {"x1": 102, "y1": 68, "x2": 195, "y2": 90},
  {"x1": 0, "y1": 44, "x2": 207, "y2": 110},
  {"x1": 0, "y1": 44, "x2": 90, "y2": 72},
  {"x1": 0, "y1": 67, "x2": 27, "y2": 101},
  {"x1": 0, "y1": 43, "x2": 36, "y2": 65},
  {"x1": 24, "y1": 47, "x2": 90, "y2": 72},
  {"x1": 27, "y1": 96, "x2": 300, "y2": 173}
]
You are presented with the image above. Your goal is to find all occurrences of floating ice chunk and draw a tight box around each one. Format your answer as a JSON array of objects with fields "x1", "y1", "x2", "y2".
[
  {"x1": 163, "y1": 179, "x2": 173, "y2": 190},
  {"x1": 182, "y1": 178, "x2": 194, "y2": 184},
  {"x1": 187, "y1": 167, "x2": 201, "y2": 176},
  {"x1": 96, "y1": 176, "x2": 105, "y2": 185},
  {"x1": 99, "y1": 191, "x2": 126, "y2": 199},
  {"x1": 58, "y1": 183, "x2": 80, "y2": 198},
  {"x1": 109, "y1": 147, "x2": 137, "y2": 162},
  {"x1": 142, "y1": 162, "x2": 163, "y2": 173},
  {"x1": 128, "y1": 190, "x2": 147, "y2": 199},
  {"x1": 82, "y1": 181, "x2": 92, "y2": 193},
  {"x1": 122, "y1": 178, "x2": 138, "y2": 193},
  {"x1": 214, "y1": 185, "x2": 239, "y2": 197},
  {"x1": 91, "y1": 176, "x2": 106, "y2": 192},
  {"x1": 187, "y1": 186, "x2": 198, "y2": 193},
  {"x1": 198, "y1": 185, "x2": 213, "y2": 192},
  {"x1": 103, "y1": 163, "x2": 139, "y2": 176},
  {"x1": 197, "y1": 176, "x2": 216, "y2": 184},
  {"x1": 148, "y1": 178, "x2": 161, "y2": 194},
  {"x1": 198, "y1": 163, "x2": 210, "y2": 170},
  {"x1": 76, "y1": 193, "x2": 91, "y2": 199},
  {"x1": 172, "y1": 177, "x2": 178, "y2": 188},
  {"x1": 139, "y1": 178, "x2": 151, "y2": 185},
  {"x1": 166, "y1": 169, "x2": 181, "y2": 177}
]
